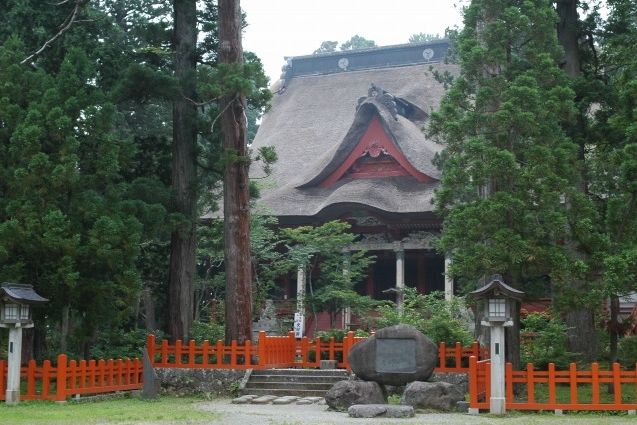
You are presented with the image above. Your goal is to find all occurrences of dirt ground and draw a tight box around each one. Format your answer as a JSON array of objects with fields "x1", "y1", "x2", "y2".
[{"x1": 197, "y1": 399, "x2": 637, "y2": 425}]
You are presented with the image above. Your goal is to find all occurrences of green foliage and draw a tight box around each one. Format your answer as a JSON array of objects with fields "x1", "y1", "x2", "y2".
[
  {"x1": 428, "y1": 0, "x2": 592, "y2": 304},
  {"x1": 520, "y1": 312, "x2": 576, "y2": 369},
  {"x1": 190, "y1": 320, "x2": 225, "y2": 344},
  {"x1": 281, "y1": 221, "x2": 376, "y2": 328},
  {"x1": 408, "y1": 33, "x2": 443, "y2": 43},
  {"x1": 88, "y1": 328, "x2": 161, "y2": 360},
  {"x1": 340, "y1": 35, "x2": 376, "y2": 51},
  {"x1": 314, "y1": 328, "x2": 369, "y2": 342},
  {"x1": 374, "y1": 289, "x2": 472, "y2": 346},
  {"x1": 313, "y1": 40, "x2": 338, "y2": 54},
  {"x1": 618, "y1": 336, "x2": 637, "y2": 369},
  {"x1": 313, "y1": 36, "x2": 376, "y2": 54}
]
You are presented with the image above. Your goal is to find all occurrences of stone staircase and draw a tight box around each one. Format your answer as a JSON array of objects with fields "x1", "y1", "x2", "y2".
[{"x1": 241, "y1": 368, "x2": 349, "y2": 397}]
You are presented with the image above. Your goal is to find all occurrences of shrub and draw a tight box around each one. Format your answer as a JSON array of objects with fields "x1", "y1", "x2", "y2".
[
  {"x1": 618, "y1": 336, "x2": 637, "y2": 368},
  {"x1": 89, "y1": 328, "x2": 163, "y2": 359},
  {"x1": 520, "y1": 311, "x2": 575, "y2": 369},
  {"x1": 373, "y1": 289, "x2": 473, "y2": 346},
  {"x1": 190, "y1": 320, "x2": 225, "y2": 344}
]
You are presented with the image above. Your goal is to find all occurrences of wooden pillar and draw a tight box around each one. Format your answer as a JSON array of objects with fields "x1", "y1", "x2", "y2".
[
  {"x1": 342, "y1": 252, "x2": 351, "y2": 329},
  {"x1": 365, "y1": 273, "x2": 374, "y2": 298},
  {"x1": 282, "y1": 275, "x2": 290, "y2": 300},
  {"x1": 395, "y1": 248, "x2": 405, "y2": 313},
  {"x1": 296, "y1": 265, "x2": 306, "y2": 316},
  {"x1": 417, "y1": 253, "x2": 427, "y2": 294},
  {"x1": 444, "y1": 252, "x2": 454, "y2": 300}
]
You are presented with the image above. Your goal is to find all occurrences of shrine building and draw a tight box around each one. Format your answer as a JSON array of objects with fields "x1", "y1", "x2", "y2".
[{"x1": 250, "y1": 40, "x2": 457, "y2": 331}]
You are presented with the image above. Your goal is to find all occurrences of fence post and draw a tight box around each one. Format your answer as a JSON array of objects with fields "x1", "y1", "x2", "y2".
[
  {"x1": 472, "y1": 341, "x2": 479, "y2": 359},
  {"x1": 27, "y1": 360, "x2": 36, "y2": 399},
  {"x1": 245, "y1": 340, "x2": 252, "y2": 366},
  {"x1": 146, "y1": 334, "x2": 156, "y2": 366},
  {"x1": 175, "y1": 340, "x2": 183, "y2": 366},
  {"x1": 526, "y1": 363, "x2": 535, "y2": 405},
  {"x1": 569, "y1": 362, "x2": 577, "y2": 404},
  {"x1": 258, "y1": 331, "x2": 267, "y2": 369},
  {"x1": 42, "y1": 360, "x2": 51, "y2": 399},
  {"x1": 454, "y1": 342, "x2": 462, "y2": 369},
  {"x1": 161, "y1": 339, "x2": 169, "y2": 367},
  {"x1": 548, "y1": 363, "x2": 556, "y2": 405},
  {"x1": 301, "y1": 337, "x2": 309, "y2": 367},
  {"x1": 438, "y1": 342, "x2": 446, "y2": 370},
  {"x1": 343, "y1": 331, "x2": 354, "y2": 370},
  {"x1": 288, "y1": 331, "x2": 296, "y2": 365},
  {"x1": 188, "y1": 340, "x2": 196, "y2": 367},
  {"x1": 505, "y1": 362, "x2": 513, "y2": 404},
  {"x1": 55, "y1": 354, "x2": 68, "y2": 402},
  {"x1": 202, "y1": 340, "x2": 210, "y2": 366},
  {"x1": 591, "y1": 362, "x2": 600, "y2": 405},
  {"x1": 613, "y1": 362, "x2": 622, "y2": 406},
  {"x1": 216, "y1": 340, "x2": 224, "y2": 366},
  {"x1": 469, "y1": 356, "x2": 478, "y2": 408},
  {"x1": 0, "y1": 360, "x2": 5, "y2": 400}
]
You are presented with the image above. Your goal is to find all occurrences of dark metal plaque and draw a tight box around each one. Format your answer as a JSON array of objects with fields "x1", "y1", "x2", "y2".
[{"x1": 375, "y1": 338, "x2": 416, "y2": 373}]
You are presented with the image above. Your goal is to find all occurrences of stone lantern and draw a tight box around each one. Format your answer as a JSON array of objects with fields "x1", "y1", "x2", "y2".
[
  {"x1": 469, "y1": 274, "x2": 523, "y2": 415},
  {"x1": 1, "y1": 282, "x2": 48, "y2": 404}
]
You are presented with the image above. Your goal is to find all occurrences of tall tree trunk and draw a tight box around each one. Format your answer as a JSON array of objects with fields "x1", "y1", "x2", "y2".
[
  {"x1": 168, "y1": 0, "x2": 197, "y2": 341},
  {"x1": 219, "y1": 0, "x2": 252, "y2": 344},
  {"x1": 556, "y1": 0, "x2": 598, "y2": 362},
  {"x1": 142, "y1": 287, "x2": 157, "y2": 331},
  {"x1": 60, "y1": 304, "x2": 70, "y2": 353}
]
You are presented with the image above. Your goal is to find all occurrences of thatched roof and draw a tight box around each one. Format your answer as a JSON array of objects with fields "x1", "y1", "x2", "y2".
[{"x1": 250, "y1": 41, "x2": 456, "y2": 219}]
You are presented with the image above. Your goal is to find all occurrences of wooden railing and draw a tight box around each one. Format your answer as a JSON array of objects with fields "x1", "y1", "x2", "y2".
[
  {"x1": 469, "y1": 356, "x2": 637, "y2": 411},
  {"x1": 147, "y1": 332, "x2": 484, "y2": 372},
  {"x1": 0, "y1": 354, "x2": 143, "y2": 402}
]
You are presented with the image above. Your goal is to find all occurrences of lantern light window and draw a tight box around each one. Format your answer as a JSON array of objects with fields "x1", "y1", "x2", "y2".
[
  {"x1": 20, "y1": 305, "x2": 29, "y2": 320},
  {"x1": 4, "y1": 303, "x2": 19, "y2": 321},
  {"x1": 489, "y1": 298, "x2": 506, "y2": 318}
]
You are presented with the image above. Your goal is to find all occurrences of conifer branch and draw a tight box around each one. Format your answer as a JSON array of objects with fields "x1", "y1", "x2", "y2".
[{"x1": 21, "y1": 0, "x2": 85, "y2": 66}]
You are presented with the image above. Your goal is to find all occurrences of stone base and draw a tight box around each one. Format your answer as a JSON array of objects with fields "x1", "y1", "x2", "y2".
[
  {"x1": 490, "y1": 397, "x2": 506, "y2": 415},
  {"x1": 5, "y1": 389, "x2": 19, "y2": 404},
  {"x1": 320, "y1": 360, "x2": 337, "y2": 369},
  {"x1": 468, "y1": 407, "x2": 480, "y2": 415},
  {"x1": 348, "y1": 404, "x2": 414, "y2": 418}
]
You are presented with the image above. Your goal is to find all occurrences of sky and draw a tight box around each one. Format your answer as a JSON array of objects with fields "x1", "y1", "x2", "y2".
[{"x1": 240, "y1": 0, "x2": 465, "y2": 84}]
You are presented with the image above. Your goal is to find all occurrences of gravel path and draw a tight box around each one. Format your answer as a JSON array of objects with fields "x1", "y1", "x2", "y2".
[{"x1": 196, "y1": 399, "x2": 637, "y2": 425}]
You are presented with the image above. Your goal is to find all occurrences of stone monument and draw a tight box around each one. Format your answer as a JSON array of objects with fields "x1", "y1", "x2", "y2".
[{"x1": 348, "y1": 324, "x2": 438, "y2": 386}]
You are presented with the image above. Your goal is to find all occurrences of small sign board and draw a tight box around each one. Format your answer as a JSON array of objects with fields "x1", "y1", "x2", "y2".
[
  {"x1": 293, "y1": 312, "x2": 304, "y2": 338},
  {"x1": 375, "y1": 338, "x2": 416, "y2": 373}
]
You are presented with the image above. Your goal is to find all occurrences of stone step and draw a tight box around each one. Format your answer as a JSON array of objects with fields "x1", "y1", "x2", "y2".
[
  {"x1": 244, "y1": 381, "x2": 335, "y2": 390},
  {"x1": 250, "y1": 369, "x2": 348, "y2": 377},
  {"x1": 248, "y1": 374, "x2": 346, "y2": 384},
  {"x1": 240, "y1": 387, "x2": 329, "y2": 397}
]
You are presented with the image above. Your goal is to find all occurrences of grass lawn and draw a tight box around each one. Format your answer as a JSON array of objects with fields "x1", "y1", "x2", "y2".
[{"x1": 0, "y1": 396, "x2": 219, "y2": 425}]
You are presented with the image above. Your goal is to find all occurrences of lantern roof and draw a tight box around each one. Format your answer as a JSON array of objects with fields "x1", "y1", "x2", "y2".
[
  {"x1": 1, "y1": 282, "x2": 48, "y2": 305},
  {"x1": 469, "y1": 274, "x2": 524, "y2": 301}
]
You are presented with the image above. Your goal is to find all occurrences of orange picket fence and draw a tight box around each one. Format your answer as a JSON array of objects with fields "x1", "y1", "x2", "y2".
[
  {"x1": 0, "y1": 354, "x2": 142, "y2": 402},
  {"x1": 147, "y1": 332, "x2": 485, "y2": 372},
  {"x1": 469, "y1": 356, "x2": 637, "y2": 411}
]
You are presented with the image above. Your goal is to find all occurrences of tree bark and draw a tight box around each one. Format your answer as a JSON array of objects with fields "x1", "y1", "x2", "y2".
[
  {"x1": 556, "y1": 0, "x2": 581, "y2": 78},
  {"x1": 168, "y1": 0, "x2": 197, "y2": 342},
  {"x1": 219, "y1": 0, "x2": 252, "y2": 344},
  {"x1": 556, "y1": 0, "x2": 598, "y2": 362},
  {"x1": 142, "y1": 287, "x2": 157, "y2": 331},
  {"x1": 60, "y1": 304, "x2": 70, "y2": 353}
]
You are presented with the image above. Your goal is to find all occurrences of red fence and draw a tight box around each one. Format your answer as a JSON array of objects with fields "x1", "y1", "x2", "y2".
[
  {"x1": 147, "y1": 332, "x2": 484, "y2": 372},
  {"x1": 469, "y1": 357, "x2": 637, "y2": 411},
  {"x1": 0, "y1": 354, "x2": 142, "y2": 402}
]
